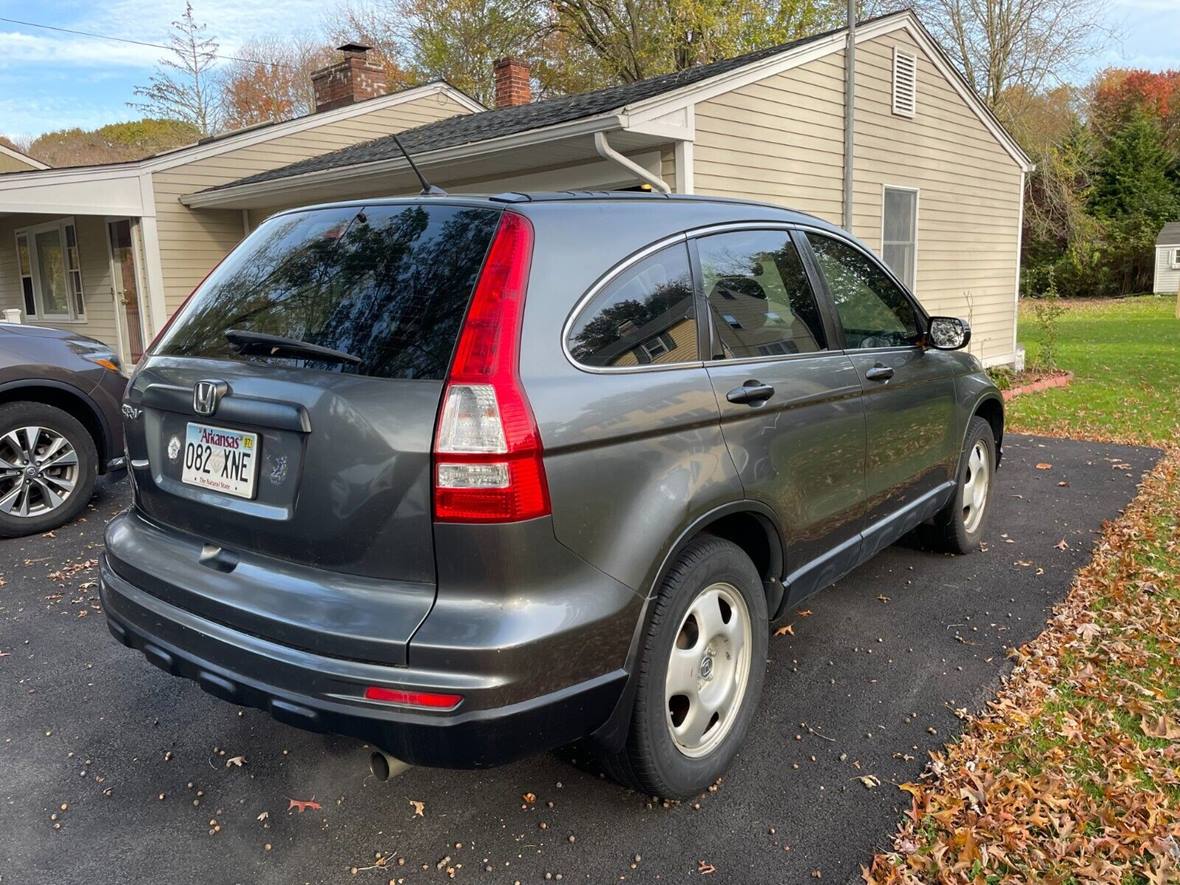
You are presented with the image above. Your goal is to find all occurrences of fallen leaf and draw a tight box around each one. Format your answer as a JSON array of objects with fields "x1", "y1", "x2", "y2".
[
  {"x1": 256, "y1": 811, "x2": 269, "y2": 822},
  {"x1": 225, "y1": 755, "x2": 246, "y2": 768},
  {"x1": 797, "y1": 609, "x2": 813, "y2": 618},
  {"x1": 774, "y1": 623, "x2": 795, "y2": 637},
  {"x1": 697, "y1": 860, "x2": 716, "y2": 875},
  {"x1": 409, "y1": 799, "x2": 425, "y2": 817},
  {"x1": 877, "y1": 595, "x2": 891, "y2": 604},
  {"x1": 521, "y1": 792, "x2": 536, "y2": 805},
  {"x1": 1140, "y1": 715, "x2": 1180, "y2": 740},
  {"x1": 855, "y1": 775, "x2": 881, "y2": 789},
  {"x1": 1057, "y1": 480, "x2": 1070, "y2": 487},
  {"x1": 1055, "y1": 539, "x2": 1070, "y2": 550},
  {"x1": 1077, "y1": 622, "x2": 1101, "y2": 641},
  {"x1": 287, "y1": 797, "x2": 320, "y2": 813},
  {"x1": 1036, "y1": 462, "x2": 1053, "y2": 470}
]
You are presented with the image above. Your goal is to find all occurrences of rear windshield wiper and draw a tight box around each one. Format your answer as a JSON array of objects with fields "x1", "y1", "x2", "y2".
[{"x1": 225, "y1": 329, "x2": 362, "y2": 365}]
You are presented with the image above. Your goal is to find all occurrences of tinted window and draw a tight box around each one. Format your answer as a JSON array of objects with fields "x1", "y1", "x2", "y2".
[
  {"x1": 567, "y1": 243, "x2": 698, "y2": 368},
  {"x1": 156, "y1": 204, "x2": 501, "y2": 380},
  {"x1": 806, "y1": 233, "x2": 921, "y2": 349},
  {"x1": 697, "y1": 230, "x2": 827, "y2": 359}
]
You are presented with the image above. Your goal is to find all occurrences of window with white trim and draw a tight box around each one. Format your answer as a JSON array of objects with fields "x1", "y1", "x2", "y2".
[
  {"x1": 882, "y1": 187, "x2": 918, "y2": 289},
  {"x1": 12, "y1": 219, "x2": 86, "y2": 320},
  {"x1": 892, "y1": 47, "x2": 917, "y2": 117},
  {"x1": 1171, "y1": 247, "x2": 1180, "y2": 269}
]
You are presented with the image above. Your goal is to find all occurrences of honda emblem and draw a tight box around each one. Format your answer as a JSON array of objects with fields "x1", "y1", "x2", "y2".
[{"x1": 193, "y1": 380, "x2": 227, "y2": 416}]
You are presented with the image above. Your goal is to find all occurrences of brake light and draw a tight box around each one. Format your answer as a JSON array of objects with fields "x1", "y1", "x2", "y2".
[{"x1": 432, "y1": 212, "x2": 550, "y2": 522}]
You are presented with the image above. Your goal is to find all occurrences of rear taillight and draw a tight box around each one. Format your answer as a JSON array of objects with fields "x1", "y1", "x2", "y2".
[{"x1": 432, "y1": 211, "x2": 550, "y2": 523}]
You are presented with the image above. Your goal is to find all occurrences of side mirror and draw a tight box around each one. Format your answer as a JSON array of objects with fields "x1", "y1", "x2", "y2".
[{"x1": 927, "y1": 316, "x2": 971, "y2": 351}]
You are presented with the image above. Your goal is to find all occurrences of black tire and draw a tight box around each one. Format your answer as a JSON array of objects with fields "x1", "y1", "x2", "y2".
[
  {"x1": 601, "y1": 535, "x2": 768, "y2": 799},
  {"x1": 0, "y1": 401, "x2": 98, "y2": 538},
  {"x1": 927, "y1": 416, "x2": 996, "y2": 554}
]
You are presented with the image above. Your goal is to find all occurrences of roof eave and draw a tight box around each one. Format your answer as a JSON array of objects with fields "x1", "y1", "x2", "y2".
[{"x1": 182, "y1": 112, "x2": 627, "y2": 208}]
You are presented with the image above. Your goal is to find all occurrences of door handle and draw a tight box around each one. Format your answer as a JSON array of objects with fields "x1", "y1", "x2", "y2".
[
  {"x1": 864, "y1": 365, "x2": 895, "y2": 382},
  {"x1": 726, "y1": 380, "x2": 775, "y2": 405}
]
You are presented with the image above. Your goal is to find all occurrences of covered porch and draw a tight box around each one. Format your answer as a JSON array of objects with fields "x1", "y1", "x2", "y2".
[{"x1": 0, "y1": 166, "x2": 162, "y2": 368}]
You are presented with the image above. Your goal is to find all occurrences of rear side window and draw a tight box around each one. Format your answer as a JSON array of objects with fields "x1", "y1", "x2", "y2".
[
  {"x1": 696, "y1": 229, "x2": 827, "y2": 359},
  {"x1": 155, "y1": 204, "x2": 501, "y2": 380},
  {"x1": 566, "y1": 242, "x2": 698, "y2": 369}
]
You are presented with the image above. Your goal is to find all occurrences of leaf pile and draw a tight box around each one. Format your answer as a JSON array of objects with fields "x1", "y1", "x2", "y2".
[{"x1": 865, "y1": 448, "x2": 1180, "y2": 884}]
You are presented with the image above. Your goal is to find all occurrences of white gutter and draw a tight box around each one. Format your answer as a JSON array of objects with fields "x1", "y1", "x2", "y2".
[{"x1": 593, "y1": 131, "x2": 671, "y2": 194}]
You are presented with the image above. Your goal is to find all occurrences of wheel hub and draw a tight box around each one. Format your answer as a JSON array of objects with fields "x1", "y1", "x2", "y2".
[
  {"x1": 664, "y1": 582, "x2": 753, "y2": 758},
  {"x1": 0, "y1": 425, "x2": 79, "y2": 519},
  {"x1": 698, "y1": 653, "x2": 714, "y2": 681}
]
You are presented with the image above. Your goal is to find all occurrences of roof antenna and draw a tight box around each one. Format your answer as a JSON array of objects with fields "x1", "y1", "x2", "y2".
[{"x1": 391, "y1": 133, "x2": 446, "y2": 196}]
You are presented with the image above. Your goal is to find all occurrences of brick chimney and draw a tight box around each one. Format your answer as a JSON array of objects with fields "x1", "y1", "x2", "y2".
[
  {"x1": 493, "y1": 57, "x2": 532, "y2": 109},
  {"x1": 311, "y1": 43, "x2": 388, "y2": 113}
]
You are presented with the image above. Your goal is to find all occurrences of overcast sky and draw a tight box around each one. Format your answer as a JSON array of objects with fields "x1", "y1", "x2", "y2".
[{"x1": 1, "y1": 0, "x2": 1177, "y2": 141}]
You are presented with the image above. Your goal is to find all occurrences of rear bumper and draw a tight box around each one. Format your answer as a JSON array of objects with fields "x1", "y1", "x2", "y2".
[{"x1": 100, "y1": 556, "x2": 627, "y2": 767}]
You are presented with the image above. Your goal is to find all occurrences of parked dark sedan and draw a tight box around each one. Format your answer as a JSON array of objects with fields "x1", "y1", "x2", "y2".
[{"x1": 0, "y1": 324, "x2": 126, "y2": 536}]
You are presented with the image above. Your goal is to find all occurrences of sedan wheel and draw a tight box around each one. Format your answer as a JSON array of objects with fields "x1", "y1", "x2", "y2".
[{"x1": 0, "y1": 425, "x2": 80, "y2": 518}]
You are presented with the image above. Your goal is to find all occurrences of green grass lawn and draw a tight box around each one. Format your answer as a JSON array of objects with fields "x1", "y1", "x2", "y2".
[{"x1": 1008, "y1": 296, "x2": 1180, "y2": 446}]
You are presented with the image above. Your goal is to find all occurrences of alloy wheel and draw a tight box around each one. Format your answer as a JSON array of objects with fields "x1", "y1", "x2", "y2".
[
  {"x1": 961, "y1": 440, "x2": 990, "y2": 534},
  {"x1": 0, "y1": 426, "x2": 80, "y2": 518},
  {"x1": 664, "y1": 581, "x2": 753, "y2": 758}
]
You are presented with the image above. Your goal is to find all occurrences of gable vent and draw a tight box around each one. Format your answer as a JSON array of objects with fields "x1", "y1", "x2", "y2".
[{"x1": 892, "y1": 47, "x2": 917, "y2": 117}]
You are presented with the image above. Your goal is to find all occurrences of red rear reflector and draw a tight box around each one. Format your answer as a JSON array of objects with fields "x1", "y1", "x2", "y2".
[
  {"x1": 363, "y1": 686, "x2": 463, "y2": 709},
  {"x1": 432, "y1": 211, "x2": 550, "y2": 523}
]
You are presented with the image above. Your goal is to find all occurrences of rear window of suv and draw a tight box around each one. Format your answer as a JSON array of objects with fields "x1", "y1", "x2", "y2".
[{"x1": 155, "y1": 203, "x2": 501, "y2": 380}]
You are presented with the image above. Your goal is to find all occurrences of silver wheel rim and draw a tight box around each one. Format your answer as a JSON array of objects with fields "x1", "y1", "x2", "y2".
[
  {"x1": 0, "y1": 426, "x2": 79, "y2": 518},
  {"x1": 665, "y1": 581, "x2": 752, "y2": 759},
  {"x1": 961, "y1": 440, "x2": 990, "y2": 534}
]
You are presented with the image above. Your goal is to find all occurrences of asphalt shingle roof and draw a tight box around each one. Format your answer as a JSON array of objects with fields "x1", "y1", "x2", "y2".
[
  {"x1": 205, "y1": 13, "x2": 903, "y2": 194},
  {"x1": 1157, "y1": 222, "x2": 1180, "y2": 246}
]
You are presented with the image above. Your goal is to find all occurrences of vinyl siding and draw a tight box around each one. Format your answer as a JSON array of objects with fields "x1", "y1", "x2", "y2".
[
  {"x1": 151, "y1": 92, "x2": 473, "y2": 314},
  {"x1": 0, "y1": 214, "x2": 119, "y2": 348},
  {"x1": 1153, "y1": 244, "x2": 1180, "y2": 294},
  {"x1": 692, "y1": 30, "x2": 1023, "y2": 364},
  {"x1": 0, "y1": 154, "x2": 43, "y2": 174}
]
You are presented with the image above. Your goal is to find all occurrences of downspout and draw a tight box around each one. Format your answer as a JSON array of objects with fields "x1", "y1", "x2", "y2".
[
  {"x1": 594, "y1": 131, "x2": 671, "y2": 193},
  {"x1": 842, "y1": 0, "x2": 856, "y2": 231}
]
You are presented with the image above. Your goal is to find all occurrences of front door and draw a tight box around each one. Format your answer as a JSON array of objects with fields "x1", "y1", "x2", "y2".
[
  {"x1": 802, "y1": 231, "x2": 959, "y2": 558},
  {"x1": 696, "y1": 228, "x2": 867, "y2": 607},
  {"x1": 107, "y1": 219, "x2": 146, "y2": 364}
]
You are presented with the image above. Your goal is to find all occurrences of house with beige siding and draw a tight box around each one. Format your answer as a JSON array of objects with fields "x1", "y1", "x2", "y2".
[{"x1": 1, "y1": 11, "x2": 1031, "y2": 367}]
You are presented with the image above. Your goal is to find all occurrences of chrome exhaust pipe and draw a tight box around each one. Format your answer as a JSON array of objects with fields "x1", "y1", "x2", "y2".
[{"x1": 369, "y1": 750, "x2": 411, "y2": 782}]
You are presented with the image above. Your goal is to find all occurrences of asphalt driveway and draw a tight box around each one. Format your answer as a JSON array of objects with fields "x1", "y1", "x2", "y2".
[{"x1": 0, "y1": 434, "x2": 1160, "y2": 885}]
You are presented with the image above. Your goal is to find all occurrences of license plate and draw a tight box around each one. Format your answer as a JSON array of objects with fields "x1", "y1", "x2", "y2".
[{"x1": 181, "y1": 422, "x2": 259, "y2": 499}]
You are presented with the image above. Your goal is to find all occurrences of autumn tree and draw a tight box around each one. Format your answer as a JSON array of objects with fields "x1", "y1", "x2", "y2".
[
  {"x1": 131, "y1": 3, "x2": 220, "y2": 135},
  {"x1": 328, "y1": 0, "x2": 556, "y2": 105},
  {"x1": 26, "y1": 119, "x2": 201, "y2": 167},
  {"x1": 886, "y1": 0, "x2": 1109, "y2": 127},
  {"x1": 219, "y1": 36, "x2": 335, "y2": 129},
  {"x1": 551, "y1": 0, "x2": 845, "y2": 84}
]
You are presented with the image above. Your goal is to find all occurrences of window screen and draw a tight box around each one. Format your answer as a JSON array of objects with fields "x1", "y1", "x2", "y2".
[
  {"x1": 155, "y1": 204, "x2": 501, "y2": 380},
  {"x1": 882, "y1": 188, "x2": 917, "y2": 289},
  {"x1": 566, "y1": 243, "x2": 698, "y2": 368},
  {"x1": 696, "y1": 230, "x2": 827, "y2": 359}
]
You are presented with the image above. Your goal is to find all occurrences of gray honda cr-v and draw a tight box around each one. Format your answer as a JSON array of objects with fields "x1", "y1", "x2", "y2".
[{"x1": 100, "y1": 193, "x2": 1002, "y2": 798}]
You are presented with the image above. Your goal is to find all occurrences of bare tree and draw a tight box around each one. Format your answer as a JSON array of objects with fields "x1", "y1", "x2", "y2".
[
  {"x1": 901, "y1": 0, "x2": 1110, "y2": 124},
  {"x1": 219, "y1": 36, "x2": 335, "y2": 129},
  {"x1": 131, "y1": 3, "x2": 220, "y2": 136}
]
